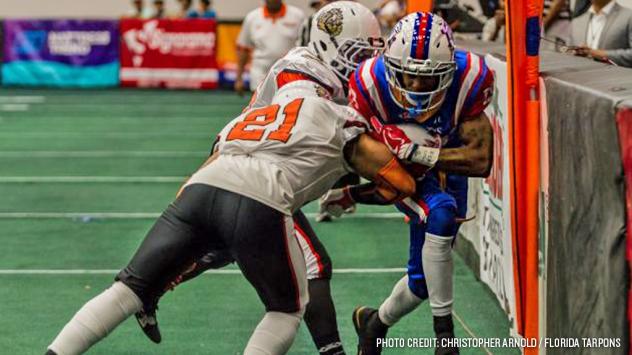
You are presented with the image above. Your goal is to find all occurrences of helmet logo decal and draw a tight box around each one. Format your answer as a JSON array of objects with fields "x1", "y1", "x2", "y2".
[
  {"x1": 317, "y1": 8, "x2": 344, "y2": 37},
  {"x1": 315, "y1": 85, "x2": 329, "y2": 98}
]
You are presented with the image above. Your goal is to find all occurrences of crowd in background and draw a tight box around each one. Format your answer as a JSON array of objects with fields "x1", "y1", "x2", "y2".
[
  {"x1": 125, "y1": 0, "x2": 631, "y2": 69},
  {"x1": 481, "y1": 0, "x2": 631, "y2": 67},
  {"x1": 126, "y1": 0, "x2": 216, "y2": 19}
]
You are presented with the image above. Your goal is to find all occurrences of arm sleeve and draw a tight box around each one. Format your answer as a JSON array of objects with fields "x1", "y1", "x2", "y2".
[
  {"x1": 348, "y1": 69, "x2": 377, "y2": 121},
  {"x1": 461, "y1": 59, "x2": 495, "y2": 118},
  {"x1": 348, "y1": 183, "x2": 396, "y2": 205}
]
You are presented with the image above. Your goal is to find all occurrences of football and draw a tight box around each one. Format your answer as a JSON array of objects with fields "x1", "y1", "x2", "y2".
[{"x1": 394, "y1": 123, "x2": 442, "y2": 178}]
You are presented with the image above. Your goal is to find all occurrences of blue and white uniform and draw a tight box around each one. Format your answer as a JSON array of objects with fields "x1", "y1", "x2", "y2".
[{"x1": 348, "y1": 49, "x2": 493, "y2": 298}]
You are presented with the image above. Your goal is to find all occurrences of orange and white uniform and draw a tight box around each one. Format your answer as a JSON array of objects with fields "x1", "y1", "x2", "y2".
[
  {"x1": 245, "y1": 46, "x2": 346, "y2": 110},
  {"x1": 237, "y1": 4, "x2": 305, "y2": 90}
]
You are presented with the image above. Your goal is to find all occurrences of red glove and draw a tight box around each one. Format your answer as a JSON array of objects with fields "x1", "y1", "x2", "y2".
[
  {"x1": 370, "y1": 117, "x2": 440, "y2": 168},
  {"x1": 319, "y1": 187, "x2": 355, "y2": 218}
]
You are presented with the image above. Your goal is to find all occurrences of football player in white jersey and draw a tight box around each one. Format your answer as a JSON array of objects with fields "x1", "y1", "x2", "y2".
[
  {"x1": 45, "y1": 80, "x2": 418, "y2": 355},
  {"x1": 130, "y1": 3, "x2": 384, "y2": 355}
]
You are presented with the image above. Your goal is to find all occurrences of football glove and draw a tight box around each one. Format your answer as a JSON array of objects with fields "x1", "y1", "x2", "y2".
[
  {"x1": 371, "y1": 117, "x2": 441, "y2": 168},
  {"x1": 320, "y1": 187, "x2": 355, "y2": 218}
]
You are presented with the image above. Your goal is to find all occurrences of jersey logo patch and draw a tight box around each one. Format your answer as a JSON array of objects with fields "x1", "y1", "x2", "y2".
[{"x1": 317, "y1": 8, "x2": 344, "y2": 37}]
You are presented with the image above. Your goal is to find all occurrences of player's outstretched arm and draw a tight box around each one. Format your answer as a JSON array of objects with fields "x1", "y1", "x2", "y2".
[
  {"x1": 435, "y1": 113, "x2": 494, "y2": 177},
  {"x1": 347, "y1": 134, "x2": 416, "y2": 201}
]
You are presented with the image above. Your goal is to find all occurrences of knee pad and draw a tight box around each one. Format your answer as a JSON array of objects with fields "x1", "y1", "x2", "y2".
[{"x1": 426, "y1": 205, "x2": 458, "y2": 237}]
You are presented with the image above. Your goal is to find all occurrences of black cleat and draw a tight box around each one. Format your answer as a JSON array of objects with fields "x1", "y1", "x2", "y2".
[
  {"x1": 45, "y1": 350, "x2": 57, "y2": 355},
  {"x1": 352, "y1": 306, "x2": 388, "y2": 355},
  {"x1": 433, "y1": 314, "x2": 459, "y2": 355},
  {"x1": 135, "y1": 304, "x2": 161, "y2": 344}
]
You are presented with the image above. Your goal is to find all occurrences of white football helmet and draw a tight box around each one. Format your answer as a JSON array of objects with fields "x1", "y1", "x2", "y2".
[
  {"x1": 310, "y1": 1, "x2": 384, "y2": 84},
  {"x1": 384, "y1": 12, "x2": 456, "y2": 117}
]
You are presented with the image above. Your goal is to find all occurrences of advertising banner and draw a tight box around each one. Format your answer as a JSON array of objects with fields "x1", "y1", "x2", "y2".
[
  {"x1": 120, "y1": 19, "x2": 218, "y2": 89},
  {"x1": 615, "y1": 104, "x2": 632, "y2": 354},
  {"x1": 2, "y1": 20, "x2": 119, "y2": 87},
  {"x1": 216, "y1": 21, "x2": 249, "y2": 88},
  {"x1": 477, "y1": 54, "x2": 519, "y2": 335}
]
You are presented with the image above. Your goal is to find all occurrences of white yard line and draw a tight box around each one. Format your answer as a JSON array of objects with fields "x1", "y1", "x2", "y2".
[
  {"x1": 0, "y1": 96, "x2": 45, "y2": 104},
  {"x1": 0, "y1": 176, "x2": 185, "y2": 183},
  {"x1": 1, "y1": 115, "x2": 213, "y2": 120},
  {"x1": 0, "y1": 212, "x2": 403, "y2": 220},
  {"x1": 0, "y1": 132, "x2": 210, "y2": 138},
  {"x1": 1, "y1": 104, "x2": 29, "y2": 112},
  {"x1": 0, "y1": 151, "x2": 203, "y2": 158},
  {"x1": 453, "y1": 310, "x2": 494, "y2": 355},
  {"x1": 0, "y1": 268, "x2": 406, "y2": 275}
]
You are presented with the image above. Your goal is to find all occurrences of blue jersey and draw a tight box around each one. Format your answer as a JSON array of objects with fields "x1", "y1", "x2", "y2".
[{"x1": 349, "y1": 49, "x2": 494, "y2": 144}]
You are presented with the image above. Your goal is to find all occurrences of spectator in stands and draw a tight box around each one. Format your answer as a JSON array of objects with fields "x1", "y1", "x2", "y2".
[
  {"x1": 543, "y1": 0, "x2": 572, "y2": 48},
  {"x1": 570, "y1": 0, "x2": 632, "y2": 67},
  {"x1": 481, "y1": 0, "x2": 505, "y2": 42},
  {"x1": 377, "y1": 0, "x2": 407, "y2": 34},
  {"x1": 573, "y1": 0, "x2": 592, "y2": 17},
  {"x1": 127, "y1": 0, "x2": 151, "y2": 18},
  {"x1": 151, "y1": 0, "x2": 166, "y2": 19},
  {"x1": 235, "y1": 0, "x2": 305, "y2": 94},
  {"x1": 198, "y1": 0, "x2": 216, "y2": 19},
  {"x1": 178, "y1": 0, "x2": 198, "y2": 18},
  {"x1": 298, "y1": 0, "x2": 333, "y2": 46}
]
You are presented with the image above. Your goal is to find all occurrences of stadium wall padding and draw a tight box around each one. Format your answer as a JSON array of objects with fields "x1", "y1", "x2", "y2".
[
  {"x1": 543, "y1": 65, "x2": 629, "y2": 354},
  {"x1": 615, "y1": 101, "x2": 632, "y2": 353},
  {"x1": 456, "y1": 43, "x2": 632, "y2": 350}
]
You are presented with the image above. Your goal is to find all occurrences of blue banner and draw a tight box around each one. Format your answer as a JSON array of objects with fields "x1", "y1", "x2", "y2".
[{"x1": 2, "y1": 20, "x2": 119, "y2": 87}]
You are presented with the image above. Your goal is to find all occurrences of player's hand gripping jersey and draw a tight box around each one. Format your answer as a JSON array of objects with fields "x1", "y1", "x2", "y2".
[
  {"x1": 187, "y1": 82, "x2": 368, "y2": 215},
  {"x1": 245, "y1": 47, "x2": 347, "y2": 111},
  {"x1": 349, "y1": 49, "x2": 493, "y2": 146}
]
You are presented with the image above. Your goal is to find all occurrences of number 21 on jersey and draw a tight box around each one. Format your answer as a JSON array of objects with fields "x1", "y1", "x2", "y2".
[{"x1": 227, "y1": 98, "x2": 303, "y2": 143}]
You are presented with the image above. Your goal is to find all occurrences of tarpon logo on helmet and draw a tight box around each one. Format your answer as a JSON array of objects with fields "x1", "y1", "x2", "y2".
[
  {"x1": 317, "y1": 8, "x2": 344, "y2": 37},
  {"x1": 309, "y1": 1, "x2": 383, "y2": 85},
  {"x1": 315, "y1": 85, "x2": 330, "y2": 98}
]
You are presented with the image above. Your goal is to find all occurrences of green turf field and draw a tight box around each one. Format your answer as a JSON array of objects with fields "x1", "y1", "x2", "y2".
[{"x1": 0, "y1": 88, "x2": 518, "y2": 354}]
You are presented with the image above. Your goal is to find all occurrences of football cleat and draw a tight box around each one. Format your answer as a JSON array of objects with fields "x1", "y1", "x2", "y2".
[
  {"x1": 45, "y1": 350, "x2": 57, "y2": 355},
  {"x1": 352, "y1": 306, "x2": 389, "y2": 355},
  {"x1": 433, "y1": 314, "x2": 459, "y2": 355},
  {"x1": 135, "y1": 303, "x2": 161, "y2": 344}
]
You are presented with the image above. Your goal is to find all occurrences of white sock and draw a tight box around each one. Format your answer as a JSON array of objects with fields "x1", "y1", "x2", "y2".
[
  {"x1": 422, "y1": 233, "x2": 454, "y2": 317},
  {"x1": 48, "y1": 282, "x2": 142, "y2": 355},
  {"x1": 243, "y1": 311, "x2": 303, "y2": 355},
  {"x1": 378, "y1": 275, "x2": 423, "y2": 326}
]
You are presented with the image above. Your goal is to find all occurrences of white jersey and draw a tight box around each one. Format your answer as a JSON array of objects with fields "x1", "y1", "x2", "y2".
[
  {"x1": 187, "y1": 95, "x2": 367, "y2": 215},
  {"x1": 237, "y1": 5, "x2": 306, "y2": 90},
  {"x1": 245, "y1": 47, "x2": 346, "y2": 110}
]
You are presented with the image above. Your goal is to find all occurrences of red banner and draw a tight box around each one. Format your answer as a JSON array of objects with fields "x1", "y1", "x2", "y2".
[
  {"x1": 615, "y1": 105, "x2": 632, "y2": 355},
  {"x1": 120, "y1": 19, "x2": 218, "y2": 89}
]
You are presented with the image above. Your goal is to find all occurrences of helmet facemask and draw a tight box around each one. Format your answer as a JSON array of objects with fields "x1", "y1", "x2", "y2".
[
  {"x1": 384, "y1": 54, "x2": 456, "y2": 119},
  {"x1": 325, "y1": 36, "x2": 385, "y2": 84}
]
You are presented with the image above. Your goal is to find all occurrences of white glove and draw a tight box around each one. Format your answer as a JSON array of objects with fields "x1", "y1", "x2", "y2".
[{"x1": 319, "y1": 188, "x2": 355, "y2": 218}]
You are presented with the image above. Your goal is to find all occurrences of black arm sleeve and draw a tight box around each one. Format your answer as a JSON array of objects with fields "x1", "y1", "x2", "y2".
[{"x1": 348, "y1": 183, "x2": 396, "y2": 205}]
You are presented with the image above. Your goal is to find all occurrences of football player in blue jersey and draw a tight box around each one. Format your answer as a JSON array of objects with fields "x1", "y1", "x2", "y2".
[{"x1": 322, "y1": 12, "x2": 494, "y2": 355}]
